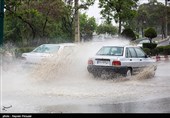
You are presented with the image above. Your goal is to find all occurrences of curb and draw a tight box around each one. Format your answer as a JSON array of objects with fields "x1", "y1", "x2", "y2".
[
  {"x1": 152, "y1": 55, "x2": 170, "y2": 61},
  {"x1": 157, "y1": 36, "x2": 170, "y2": 43}
]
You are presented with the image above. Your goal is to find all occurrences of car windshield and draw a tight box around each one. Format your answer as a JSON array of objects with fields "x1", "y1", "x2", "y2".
[
  {"x1": 139, "y1": 40, "x2": 150, "y2": 44},
  {"x1": 96, "y1": 46, "x2": 124, "y2": 56},
  {"x1": 32, "y1": 44, "x2": 60, "y2": 53}
]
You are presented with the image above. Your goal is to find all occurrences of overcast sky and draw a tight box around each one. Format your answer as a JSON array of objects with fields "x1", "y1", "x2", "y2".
[{"x1": 82, "y1": 0, "x2": 167, "y2": 25}]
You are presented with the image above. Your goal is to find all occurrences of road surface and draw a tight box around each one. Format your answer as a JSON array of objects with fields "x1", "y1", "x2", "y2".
[
  {"x1": 1, "y1": 59, "x2": 170, "y2": 113},
  {"x1": 157, "y1": 39, "x2": 170, "y2": 46}
]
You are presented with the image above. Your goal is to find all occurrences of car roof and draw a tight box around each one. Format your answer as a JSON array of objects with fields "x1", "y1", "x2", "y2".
[
  {"x1": 40, "y1": 43, "x2": 75, "y2": 47},
  {"x1": 102, "y1": 45, "x2": 139, "y2": 48}
]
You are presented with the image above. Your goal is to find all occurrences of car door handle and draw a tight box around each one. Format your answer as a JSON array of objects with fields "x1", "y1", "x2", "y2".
[
  {"x1": 140, "y1": 59, "x2": 142, "y2": 61},
  {"x1": 130, "y1": 59, "x2": 132, "y2": 61}
]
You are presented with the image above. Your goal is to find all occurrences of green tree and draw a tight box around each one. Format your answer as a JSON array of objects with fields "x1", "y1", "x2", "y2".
[
  {"x1": 144, "y1": 27, "x2": 157, "y2": 43},
  {"x1": 96, "y1": 23, "x2": 117, "y2": 35},
  {"x1": 80, "y1": 13, "x2": 97, "y2": 41},
  {"x1": 136, "y1": 0, "x2": 169, "y2": 38},
  {"x1": 4, "y1": 0, "x2": 69, "y2": 46},
  {"x1": 99, "y1": 0, "x2": 138, "y2": 35},
  {"x1": 4, "y1": 0, "x2": 96, "y2": 46}
]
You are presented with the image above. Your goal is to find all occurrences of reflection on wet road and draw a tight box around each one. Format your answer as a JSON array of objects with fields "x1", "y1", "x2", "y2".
[{"x1": 39, "y1": 97, "x2": 170, "y2": 113}]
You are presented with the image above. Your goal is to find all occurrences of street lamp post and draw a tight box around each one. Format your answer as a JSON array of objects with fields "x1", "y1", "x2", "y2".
[{"x1": 0, "y1": 0, "x2": 4, "y2": 46}]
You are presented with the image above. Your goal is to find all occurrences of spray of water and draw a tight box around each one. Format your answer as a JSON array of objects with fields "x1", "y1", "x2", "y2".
[
  {"x1": 1, "y1": 38, "x2": 158, "y2": 101},
  {"x1": 29, "y1": 38, "x2": 130, "y2": 82},
  {"x1": 1, "y1": 38, "x2": 156, "y2": 84},
  {"x1": 132, "y1": 65, "x2": 156, "y2": 80}
]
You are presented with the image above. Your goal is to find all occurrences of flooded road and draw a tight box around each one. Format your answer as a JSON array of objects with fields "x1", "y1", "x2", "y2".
[{"x1": 1, "y1": 40, "x2": 170, "y2": 113}]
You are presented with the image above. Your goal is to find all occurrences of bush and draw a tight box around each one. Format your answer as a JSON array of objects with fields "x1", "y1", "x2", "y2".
[
  {"x1": 121, "y1": 28, "x2": 136, "y2": 41},
  {"x1": 143, "y1": 48, "x2": 151, "y2": 55},
  {"x1": 143, "y1": 45, "x2": 170, "y2": 56},
  {"x1": 143, "y1": 43, "x2": 157, "y2": 49},
  {"x1": 156, "y1": 46, "x2": 164, "y2": 54},
  {"x1": 163, "y1": 45, "x2": 170, "y2": 55},
  {"x1": 151, "y1": 48, "x2": 159, "y2": 56},
  {"x1": 144, "y1": 27, "x2": 157, "y2": 40}
]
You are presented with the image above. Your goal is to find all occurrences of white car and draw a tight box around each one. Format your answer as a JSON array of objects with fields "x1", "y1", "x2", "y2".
[
  {"x1": 137, "y1": 39, "x2": 150, "y2": 47},
  {"x1": 87, "y1": 45, "x2": 157, "y2": 79},
  {"x1": 21, "y1": 43, "x2": 75, "y2": 64}
]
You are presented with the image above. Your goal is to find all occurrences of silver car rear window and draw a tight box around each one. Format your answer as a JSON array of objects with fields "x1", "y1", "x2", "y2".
[{"x1": 96, "y1": 46, "x2": 124, "y2": 56}]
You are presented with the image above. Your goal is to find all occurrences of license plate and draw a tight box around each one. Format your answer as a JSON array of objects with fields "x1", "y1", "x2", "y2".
[{"x1": 97, "y1": 60, "x2": 109, "y2": 65}]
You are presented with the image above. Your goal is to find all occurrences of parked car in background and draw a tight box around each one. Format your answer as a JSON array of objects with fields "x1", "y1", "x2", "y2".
[
  {"x1": 21, "y1": 43, "x2": 75, "y2": 65},
  {"x1": 137, "y1": 39, "x2": 150, "y2": 47},
  {"x1": 87, "y1": 45, "x2": 157, "y2": 79},
  {"x1": 136, "y1": 38, "x2": 158, "y2": 47}
]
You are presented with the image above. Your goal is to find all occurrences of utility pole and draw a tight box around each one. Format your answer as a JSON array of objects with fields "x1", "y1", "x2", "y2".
[
  {"x1": 74, "y1": 0, "x2": 80, "y2": 42},
  {"x1": 0, "y1": 0, "x2": 4, "y2": 46}
]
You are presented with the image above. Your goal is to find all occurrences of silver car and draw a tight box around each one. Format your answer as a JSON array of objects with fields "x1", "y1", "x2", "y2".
[{"x1": 87, "y1": 45, "x2": 157, "y2": 79}]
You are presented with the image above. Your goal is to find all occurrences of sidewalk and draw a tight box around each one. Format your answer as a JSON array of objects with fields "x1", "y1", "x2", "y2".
[
  {"x1": 153, "y1": 36, "x2": 170, "y2": 43},
  {"x1": 133, "y1": 36, "x2": 169, "y2": 44}
]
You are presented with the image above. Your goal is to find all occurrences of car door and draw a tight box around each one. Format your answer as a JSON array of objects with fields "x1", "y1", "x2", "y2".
[
  {"x1": 133, "y1": 47, "x2": 146, "y2": 67},
  {"x1": 125, "y1": 47, "x2": 141, "y2": 72},
  {"x1": 134, "y1": 47, "x2": 154, "y2": 67}
]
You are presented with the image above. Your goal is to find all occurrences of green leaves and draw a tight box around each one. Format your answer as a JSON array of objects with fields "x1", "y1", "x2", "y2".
[
  {"x1": 144, "y1": 27, "x2": 157, "y2": 40},
  {"x1": 96, "y1": 23, "x2": 117, "y2": 35},
  {"x1": 80, "y1": 13, "x2": 97, "y2": 41},
  {"x1": 99, "y1": 0, "x2": 139, "y2": 34}
]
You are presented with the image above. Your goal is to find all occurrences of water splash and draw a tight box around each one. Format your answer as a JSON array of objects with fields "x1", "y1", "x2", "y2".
[
  {"x1": 30, "y1": 38, "x2": 130, "y2": 81},
  {"x1": 1, "y1": 38, "x2": 161, "y2": 101}
]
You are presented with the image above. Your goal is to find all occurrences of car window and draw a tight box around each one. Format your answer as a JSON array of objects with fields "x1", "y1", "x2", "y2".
[
  {"x1": 128, "y1": 47, "x2": 137, "y2": 58},
  {"x1": 139, "y1": 40, "x2": 150, "y2": 44},
  {"x1": 32, "y1": 45, "x2": 60, "y2": 53},
  {"x1": 134, "y1": 47, "x2": 146, "y2": 58},
  {"x1": 125, "y1": 48, "x2": 132, "y2": 58},
  {"x1": 97, "y1": 46, "x2": 123, "y2": 56}
]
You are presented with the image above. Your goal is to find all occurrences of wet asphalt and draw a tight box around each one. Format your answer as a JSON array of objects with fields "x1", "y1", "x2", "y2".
[{"x1": 1, "y1": 60, "x2": 170, "y2": 113}]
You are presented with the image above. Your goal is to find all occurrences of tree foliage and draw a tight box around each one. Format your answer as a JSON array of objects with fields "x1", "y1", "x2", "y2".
[
  {"x1": 4, "y1": 0, "x2": 95, "y2": 46},
  {"x1": 136, "y1": 0, "x2": 170, "y2": 38},
  {"x1": 96, "y1": 23, "x2": 117, "y2": 35},
  {"x1": 80, "y1": 13, "x2": 97, "y2": 41},
  {"x1": 98, "y1": 0, "x2": 139, "y2": 34},
  {"x1": 144, "y1": 27, "x2": 157, "y2": 43}
]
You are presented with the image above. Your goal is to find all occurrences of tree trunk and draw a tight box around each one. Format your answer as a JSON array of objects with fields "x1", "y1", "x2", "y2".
[
  {"x1": 118, "y1": 18, "x2": 121, "y2": 35},
  {"x1": 74, "y1": 0, "x2": 80, "y2": 42}
]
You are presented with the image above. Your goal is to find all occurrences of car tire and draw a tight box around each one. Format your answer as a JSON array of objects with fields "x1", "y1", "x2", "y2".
[{"x1": 125, "y1": 68, "x2": 132, "y2": 79}]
